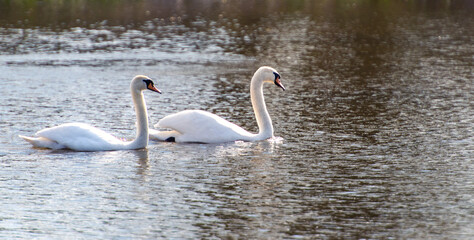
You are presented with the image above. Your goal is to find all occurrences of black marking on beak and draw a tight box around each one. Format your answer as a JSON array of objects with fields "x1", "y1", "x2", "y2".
[
  {"x1": 143, "y1": 79, "x2": 162, "y2": 93},
  {"x1": 273, "y1": 72, "x2": 285, "y2": 91}
]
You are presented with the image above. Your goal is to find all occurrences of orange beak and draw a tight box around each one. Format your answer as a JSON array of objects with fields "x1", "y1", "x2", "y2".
[
  {"x1": 147, "y1": 83, "x2": 161, "y2": 93},
  {"x1": 275, "y1": 77, "x2": 285, "y2": 91}
]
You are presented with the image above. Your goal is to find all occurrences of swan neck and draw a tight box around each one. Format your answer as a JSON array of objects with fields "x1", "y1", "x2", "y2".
[
  {"x1": 250, "y1": 73, "x2": 273, "y2": 140},
  {"x1": 128, "y1": 89, "x2": 149, "y2": 149}
]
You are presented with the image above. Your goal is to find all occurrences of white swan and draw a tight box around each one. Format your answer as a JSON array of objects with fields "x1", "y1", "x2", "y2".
[
  {"x1": 149, "y1": 66, "x2": 285, "y2": 143},
  {"x1": 19, "y1": 75, "x2": 161, "y2": 151}
]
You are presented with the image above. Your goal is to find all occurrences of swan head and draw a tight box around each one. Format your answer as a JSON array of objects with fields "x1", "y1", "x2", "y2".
[
  {"x1": 256, "y1": 66, "x2": 285, "y2": 91},
  {"x1": 131, "y1": 75, "x2": 161, "y2": 93}
]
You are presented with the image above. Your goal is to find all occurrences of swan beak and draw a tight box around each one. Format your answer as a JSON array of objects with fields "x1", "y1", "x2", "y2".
[
  {"x1": 275, "y1": 77, "x2": 285, "y2": 91},
  {"x1": 147, "y1": 83, "x2": 162, "y2": 94}
]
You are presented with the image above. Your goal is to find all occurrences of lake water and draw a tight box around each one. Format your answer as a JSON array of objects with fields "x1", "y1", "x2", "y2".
[{"x1": 0, "y1": 0, "x2": 473, "y2": 239}]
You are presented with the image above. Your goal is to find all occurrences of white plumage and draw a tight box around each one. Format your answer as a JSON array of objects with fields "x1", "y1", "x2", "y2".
[
  {"x1": 20, "y1": 75, "x2": 161, "y2": 151},
  {"x1": 149, "y1": 66, "x2": 285, "y2": 143},
  {"x1": 21, "y1": 123, "x2": 125, "y2": 151},
  {"x1": 153, "y1": 110, "x2": 254, "y2": 143}
]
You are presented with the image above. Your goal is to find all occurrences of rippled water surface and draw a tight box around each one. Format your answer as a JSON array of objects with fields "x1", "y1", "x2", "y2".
[{"x1": 1, "y1": 1, "x2": 473, "y2": 239}]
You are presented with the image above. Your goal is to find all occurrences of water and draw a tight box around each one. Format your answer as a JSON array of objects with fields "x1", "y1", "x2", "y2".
[{"x1": 1, "y1": 0, "x2": 473, "y2": 239}]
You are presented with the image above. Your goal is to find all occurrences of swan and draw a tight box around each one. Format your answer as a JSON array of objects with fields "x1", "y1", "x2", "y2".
[
  {"x1": 149, "y1": 66, "x2": 285, "y2": 143},
  {"x1": 19, "y1": 75, "x2": 161, "y2": 151}
]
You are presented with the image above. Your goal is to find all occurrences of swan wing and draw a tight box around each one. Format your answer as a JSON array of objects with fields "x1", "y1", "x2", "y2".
[
  {"x1": 157, "y1": 110, "x2": 252, "y2": 143},
  {"x1": 36, "y1": 123, "x2": 123, "y2": 151}
]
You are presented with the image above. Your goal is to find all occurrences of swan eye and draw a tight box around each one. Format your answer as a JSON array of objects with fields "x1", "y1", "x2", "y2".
[
  {"x1": 143, "y1": 79, "x2": 161, "y2": 93},
  {"x1": 273, "y1": 72, "x2": 280, "y2": 80},
  {"x1": 143, "y1": 79, "x2": 153, "y2": 86},
  {"x1": 273, "y1": 72, "x2": 285, "y2": 91}
]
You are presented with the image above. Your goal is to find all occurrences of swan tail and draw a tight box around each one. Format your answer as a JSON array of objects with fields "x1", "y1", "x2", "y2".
[
  {"x1": 149, "y1": 129, "x2": 180, "y2": 142},
  {"x1": 19, "y1": 135, "x2": 65, "y2": 149}
]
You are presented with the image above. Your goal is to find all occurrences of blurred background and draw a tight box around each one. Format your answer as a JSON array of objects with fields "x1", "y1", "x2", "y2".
[{"x1": 0, "y1": 0, "x2": 473, "y2": 239}]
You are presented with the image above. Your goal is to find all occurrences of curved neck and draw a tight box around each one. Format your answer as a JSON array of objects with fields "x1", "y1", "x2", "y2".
[
  {"x1": 250, "y1": 73, "x2": 273, "y2": 140},
  {"x1": 126, "y1": 89, "x2": 149, "y2": 149}
]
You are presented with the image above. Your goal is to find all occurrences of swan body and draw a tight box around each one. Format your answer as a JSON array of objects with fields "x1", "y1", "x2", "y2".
[
  {"x1": 20, "y1": 75, "x2": 161, "y2": 151},
  {"x1": 150, "y1": 110, "x2": 256, "y2": 143},
  {"x1": 149, "y1": 66, "x2": 285, "y2": 143}
]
